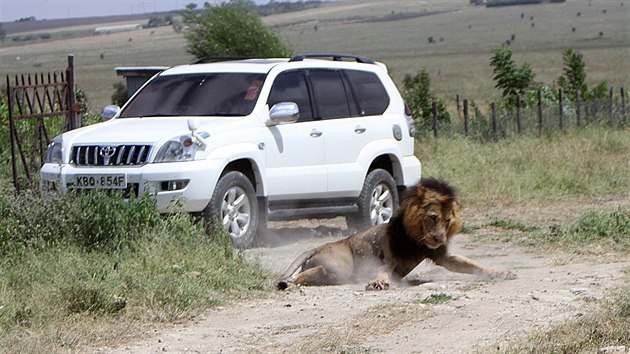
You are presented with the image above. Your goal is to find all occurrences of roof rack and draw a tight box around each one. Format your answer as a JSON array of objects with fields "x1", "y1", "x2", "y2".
[
  {"x1": 289, "y1": 54, "x2": 375, "y2": 64},
  {"x1": 192, "y1": 56, "x2": 258, "y2": 64}
]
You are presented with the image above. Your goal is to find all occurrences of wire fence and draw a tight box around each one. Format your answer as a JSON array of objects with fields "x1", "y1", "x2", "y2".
[{"x1": 418, "y1": 87, "x2": 628, "y2": 141}]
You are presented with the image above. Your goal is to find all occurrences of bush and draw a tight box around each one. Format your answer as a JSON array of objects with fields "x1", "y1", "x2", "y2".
[
  {"x1": 182, "y1": 0, "x2": 291, "y2": 59},
  {"x1": 402, "y1": 69, "x2": 450, "y2": 135},
  {"x1": 490, "y1": 45, "x2": 535, "y2": 107},
  {"x1": 0, "y1": 190, "x2": 273, "y2": 350},
  {"x1": 111, "y1": 81, "x2": 128, "y2": 107},
  {"x1": 0, "y1": 190, "x2": 161, "y2": 253}
]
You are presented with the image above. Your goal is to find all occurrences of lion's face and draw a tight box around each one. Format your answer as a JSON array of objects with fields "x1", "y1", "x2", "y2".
[{"x1": 401, "y1": 179, "x2": 462, "y2": 249}]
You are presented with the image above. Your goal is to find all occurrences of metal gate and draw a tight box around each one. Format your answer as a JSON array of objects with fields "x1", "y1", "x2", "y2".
[{"x1": 5, "y1": 55, "x2": 80, "y2": 192}]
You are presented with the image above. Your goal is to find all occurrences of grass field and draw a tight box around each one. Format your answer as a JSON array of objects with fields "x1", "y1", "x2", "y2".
[{"x1": 1, "y1": 0, "x2": 628, "y2": 111}]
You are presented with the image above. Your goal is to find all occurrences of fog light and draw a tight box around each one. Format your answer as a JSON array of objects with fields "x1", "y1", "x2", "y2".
[{"x1": 161, "y1": 179, "x2": 190, "y2": 191}]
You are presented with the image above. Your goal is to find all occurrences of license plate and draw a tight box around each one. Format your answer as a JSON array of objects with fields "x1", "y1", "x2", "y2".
[{"x1": 73, "y1": 174, "x2": 127, "y2": 189}]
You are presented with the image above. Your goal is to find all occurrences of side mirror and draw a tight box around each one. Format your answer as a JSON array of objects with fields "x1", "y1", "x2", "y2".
[
  {"x1": 267, "y1": 102, "x2": 299, "y2": 126},
  {"x1": 187, "y1": 117, "x2": 200, "y2": 131},
  {"x1": 100, "y1": 105, "x2": 120, "y2": 120},
  {"x1": 187, "y1": 117, "x2": 207, "y2": 149}
]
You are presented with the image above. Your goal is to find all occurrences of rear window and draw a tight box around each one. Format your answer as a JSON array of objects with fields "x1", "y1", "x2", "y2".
[
  {"x1": 309, "y1": 70, "x2": 352, "y2": 119},
  {"x1": 345, "y1": 70, "x2": 390, "y2": 116},
  {"x1": 119, "y1": 73, "x2": 266, "y2": 118}
]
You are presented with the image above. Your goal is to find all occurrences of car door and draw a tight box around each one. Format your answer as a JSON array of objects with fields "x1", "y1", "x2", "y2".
[
  {"x1": 310, "y1": 69, "x2": 392, "y2": 197},
  {"x1": 263, "y1": 70, "x2": 327, "y2": 200}
]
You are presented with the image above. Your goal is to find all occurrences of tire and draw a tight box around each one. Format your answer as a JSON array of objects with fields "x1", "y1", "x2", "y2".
[
  {"x1": 203, "y1": 171, "x2": 260, "y2": 248},
  {"x1": 346, "y1": 168, "x2": 399, "y2": 231}
]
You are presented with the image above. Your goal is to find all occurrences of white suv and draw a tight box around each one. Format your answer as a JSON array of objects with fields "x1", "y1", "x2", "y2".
[{"x1": 40, "y1": 54, "x2": 421, "y2": 247}]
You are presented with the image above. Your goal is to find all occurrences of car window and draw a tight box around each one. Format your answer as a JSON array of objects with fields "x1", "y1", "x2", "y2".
[
  {"x1": 119, "y1": 73, "x2": 266, "y2": 118},
  {"x1": 345, "y1": 70, "x2": 390, "y2": 116},
  {"x1": 268, "y1": 70, "x2": 313, "y2": 121},
  {"x1": 309, "y1": 70, "x2": 352, "y2": 119}
]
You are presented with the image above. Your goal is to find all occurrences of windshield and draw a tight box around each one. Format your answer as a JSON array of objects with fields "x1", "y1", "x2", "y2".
[{"x1": 119, "y1": 73, "x2": 266, "y2": 118}]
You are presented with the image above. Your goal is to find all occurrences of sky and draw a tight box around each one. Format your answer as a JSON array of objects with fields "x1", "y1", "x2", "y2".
[{"x1": 0, "y1": 0, "x2": 281, "y2": 23}]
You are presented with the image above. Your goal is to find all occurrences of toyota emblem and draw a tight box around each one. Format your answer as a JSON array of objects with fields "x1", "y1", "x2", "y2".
[{"x1": 99, "y1": 145, "x2": 116, "y2": 158}]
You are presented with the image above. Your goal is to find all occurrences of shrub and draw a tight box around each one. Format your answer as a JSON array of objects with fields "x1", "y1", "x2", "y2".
[
  {"x1": 402, "y1": 69, "x2": 450, "y2": 135},
  {"x1": 182, "y1": 0, "x2": 291, "y2": 59},
  {"x1": 490, "y1": 45, "x2": 535, "y2": 107}
]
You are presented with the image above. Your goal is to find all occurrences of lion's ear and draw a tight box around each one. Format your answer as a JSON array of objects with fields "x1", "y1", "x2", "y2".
[{"x1": 416, "y1": 184, "x2": 428, "y2": 199}]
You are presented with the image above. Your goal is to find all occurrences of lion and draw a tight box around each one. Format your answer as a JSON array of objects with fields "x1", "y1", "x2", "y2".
[{"x1": 277, "y1": 178, "x2": 516, "y2": 291}]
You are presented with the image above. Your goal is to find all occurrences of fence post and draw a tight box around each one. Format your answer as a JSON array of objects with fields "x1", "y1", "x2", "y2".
[
  {"x1": 491, "y1": 102, "x2": 498, "y2": 140},
  {"x1": 516, "y1": 94, "x2": 522, "y2": 134},
  {"x1": 456, "y1": 94, "x2": 461, "y2": 119},
  {"x1": 432, "y1": 100, "x2": 438, "y2": 138},
  {"x1": 537, "y1": 88, "x2": 543, "y2": 134},
  {"x1": 6, "y1": 75, "x2": 18, "y2": 193},
  {"x1": 609, "y1": 86, "x2": 614, "y2": 124},
  {"x1": 463, "y1": 99, "x2": 469, "y2": 136},
  {"x1": 67, "y1": 55, "x2": 79, "y2": 130},
  {"x1": 558, "y1": 88, "x2": 564, "y2": 130},
  {"x1": 622, "y1": 87, "x2": 627, "y2": 124},
  {"x1": 576, "y1": 90, "x2": 582, "y2": 127}
]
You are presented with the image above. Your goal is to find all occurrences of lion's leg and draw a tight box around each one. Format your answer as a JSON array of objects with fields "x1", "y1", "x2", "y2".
[
  {"x1": 293, "y1": 244, "x2": 354, "y2": 286},
  {"x1": 434, "y1": 254, "x2": 517, "y2": 279},
  {"x1": 365, "y1": 268, "x2": 392, "y2": 291}
]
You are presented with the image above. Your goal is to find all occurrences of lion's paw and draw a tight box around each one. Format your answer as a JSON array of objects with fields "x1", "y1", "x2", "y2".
[{"x1": 365, "y1": 280, "x2": 390, "y2": 291}]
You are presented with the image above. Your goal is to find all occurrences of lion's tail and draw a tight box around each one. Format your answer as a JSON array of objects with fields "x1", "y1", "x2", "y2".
[{"x1": 276, "y1": 248, "x2": 319, "y2": 290}]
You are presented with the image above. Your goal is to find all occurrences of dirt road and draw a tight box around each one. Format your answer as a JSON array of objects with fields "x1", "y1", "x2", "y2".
[{"x1": 98, "y1": 198, "x2": 629, "y2": 353}]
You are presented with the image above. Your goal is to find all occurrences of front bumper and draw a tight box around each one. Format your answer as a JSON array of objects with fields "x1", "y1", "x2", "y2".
[{"x1": 40, "y1": 159, "x2": 223, "y2": 213}]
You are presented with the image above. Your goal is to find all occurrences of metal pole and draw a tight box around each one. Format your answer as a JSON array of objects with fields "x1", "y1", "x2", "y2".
[
  {"x1": 432, "y1": 100, "x2": 438, "y2": 138},
  {"x1": 491, "y1": 102, "x2": 498, "y2": 140},
  {"x1": 463, "y1": 99, "x2": 469, "y2": 136},
  {"x1": 621, "y1": 87, "x2": 627, "y2": 124},
  {"x1": 67, "y1": 54, "x2": 79, "y2": 130},
  {"x1": 576, "y1": 90, "x2": 581, "y2": 127},
  {"x1": 6, "y1": 75, "x2": 19, "y2": 193},
  {"x1": 537, "y1": 88, "x2": 543, "y2": 134},
  {"x1": 516, "y1": 94, "x2": 522, "y2": 134},
  {"x1": 558, "y1": 88, "x2": 564, "y2": 130}
]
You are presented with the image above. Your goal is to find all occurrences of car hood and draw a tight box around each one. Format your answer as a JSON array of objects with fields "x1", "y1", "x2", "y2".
[{"x1": 61, "y1": 116, "x2": 245, "y2": 145}]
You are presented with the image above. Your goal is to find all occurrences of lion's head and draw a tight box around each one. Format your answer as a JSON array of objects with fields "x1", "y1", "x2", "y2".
[{"x1": 399, "y1": 178, "x2": 462, "y2": 249}]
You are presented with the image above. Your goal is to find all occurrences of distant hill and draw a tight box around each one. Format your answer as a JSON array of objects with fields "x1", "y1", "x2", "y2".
[{"x1": 1, "y1": 12, "x2": 178, "y2": 34}]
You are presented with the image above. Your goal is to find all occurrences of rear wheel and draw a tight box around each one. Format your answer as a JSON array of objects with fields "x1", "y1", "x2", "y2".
[
  {"x1": 203, "y1": 171, "x2": 260, "y2": 248},
  {"x1": 346, "y1": 168, "x2": 399, "y2": 231}
]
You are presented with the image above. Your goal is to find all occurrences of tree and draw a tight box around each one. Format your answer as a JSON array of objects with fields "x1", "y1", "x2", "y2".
[
  {"x1": 557, "y1": 48, "x2": 587, "y2": 101},
  {"x1": 182, "y1": 0, "x2": 291, "y2": 59},
  {"x1": 0, "y1": 24, "x2": 6, "y2": 44},
  {"x1": 402, "y1": 69, "x2": 450, "y2": 129},
  {"x1": 489, "y1": 45, "x2": 535, "y2": 106},
  {"x1": 111, "y1": 82, "x2": 128, "y2": 107},
  {"x1": 557, "y1": 48, "x2": 608, "y2": 102}
]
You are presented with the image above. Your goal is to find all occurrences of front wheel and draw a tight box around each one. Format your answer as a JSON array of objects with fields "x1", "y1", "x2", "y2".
[
  {"x1": 346, "y1": 168, "x2": 399, "y2": 231},
  {"x1": 203, "y1": 171, "x2": 260, "y2": 248}
]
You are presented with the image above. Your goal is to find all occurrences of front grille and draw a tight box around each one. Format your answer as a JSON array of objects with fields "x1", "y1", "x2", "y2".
[{"x1": 71, "y1": 145, "x2": 151, "y2": 166}]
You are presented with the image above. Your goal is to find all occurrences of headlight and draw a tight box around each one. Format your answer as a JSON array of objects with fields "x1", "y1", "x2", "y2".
[
  {"x1": 45, "y1": 135, "x2": 63, "y2": 164},
  {"x1": 154, "y1": 136, "x2": 198, "y2": 162}
]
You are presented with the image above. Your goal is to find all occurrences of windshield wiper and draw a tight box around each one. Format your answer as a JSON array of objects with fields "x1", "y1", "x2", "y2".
[
  {"x1": 208, "y1": 112, "x2": 245, "y2": 117},
  {"x1": 138, "y1": 113, "x2": 177, "y2": 118}
]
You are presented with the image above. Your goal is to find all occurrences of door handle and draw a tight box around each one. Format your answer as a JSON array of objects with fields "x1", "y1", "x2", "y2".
[
  {"x1": 354, "y1": 126, "x2": 366, "y2": 134},
  {"x1": 310, "y1": 129, "x2": 323, "y2": 138}
]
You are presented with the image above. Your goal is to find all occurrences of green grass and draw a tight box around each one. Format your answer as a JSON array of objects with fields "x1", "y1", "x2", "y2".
[
  {"x1": 415, "y1": 128, "x2": 630, "y2": 205},
  {"x1": 419, "y1": 292, "x2": 455, "y2": 305},
  {"x1": 0, "y1": 191, "x2": 273, "y2": 352},
  {"x1": 500, "y1": 282, "x2": 630, "y2": 353},
  {"x1": 488, "y1": 218, "x2": 538, "y2": 232},
  {"x1": 525, "y1": 208, "x2": 630, "y2": 253}
]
